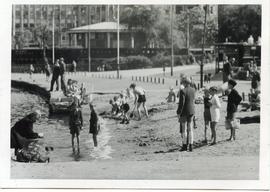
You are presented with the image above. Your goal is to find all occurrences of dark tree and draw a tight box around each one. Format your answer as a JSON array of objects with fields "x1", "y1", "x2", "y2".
[{"x1": 218, "y1": 5, "x2": 261, "y2": 42}]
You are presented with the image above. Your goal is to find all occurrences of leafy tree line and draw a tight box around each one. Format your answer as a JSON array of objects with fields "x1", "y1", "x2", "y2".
[{"x1": 218, "y1": 5, "x2": 261, "y2": 42}]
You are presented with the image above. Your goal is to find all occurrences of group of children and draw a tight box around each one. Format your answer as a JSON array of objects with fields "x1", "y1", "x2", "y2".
[
  {"x1": 109, "y1": 83, "x2": 149, "y2": 124},
  {"x1": 69, "y1": 98, "x2": 99, "y2": 155},
  {"x1": 166, "y1": 77, "x2": 241, "y2": 146}
]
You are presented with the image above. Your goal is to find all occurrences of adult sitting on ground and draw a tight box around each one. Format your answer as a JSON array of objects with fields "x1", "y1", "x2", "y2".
[
  {"x1": 11, "y1": 110, "x2": 43, "y2": 155},
  {"x1": 177, "y1": 77, "x2": 196, "y2": 152}
]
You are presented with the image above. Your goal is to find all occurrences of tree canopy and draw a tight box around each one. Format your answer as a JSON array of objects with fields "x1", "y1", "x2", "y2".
[{"x1": 218, "y1": 5, "x2": 261, "y2": 42}]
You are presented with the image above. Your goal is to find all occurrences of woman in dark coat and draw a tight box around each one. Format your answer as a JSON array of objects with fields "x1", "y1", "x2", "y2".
[
  {"x1": 227, "y1": 79, "x2": 242, "y2": 141},
  {"x1": 11, "y1": 111, "x2": 42, "y2": 155},
  {"x1": 89, "y1": 104, "x2": 99, "y2": 147}
]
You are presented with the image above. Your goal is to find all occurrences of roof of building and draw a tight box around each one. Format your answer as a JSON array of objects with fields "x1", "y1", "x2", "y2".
[{"x1": 68, "y1": 22, "x2": 129, "y2": 33}]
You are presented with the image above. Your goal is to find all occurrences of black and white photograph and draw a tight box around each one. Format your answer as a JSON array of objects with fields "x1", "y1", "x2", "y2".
[{"x1": 0, "y1": 0, "x2": 270, "y2": 190}]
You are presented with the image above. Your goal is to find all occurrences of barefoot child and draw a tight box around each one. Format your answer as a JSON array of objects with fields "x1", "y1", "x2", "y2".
[
  {"x1": 69, "y1": 99, "x2": 83, "y2": 154},
  {"x1": 89, "y1": 104, "x2": 99, "y2": 147},
  {"x1": 203, "y1": 88, "x2": 212, "y2": 143},
  {"x1": 209, "y1": 86, "x2": 221, "y2": 145}
]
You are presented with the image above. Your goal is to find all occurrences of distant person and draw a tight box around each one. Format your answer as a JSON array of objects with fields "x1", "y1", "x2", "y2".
[
  {"x1": 247, "y1": 35, "x2": 254, "y2": 45},
  {"x1": 69, "y1": 100, "x2": 83, "y2": 154},
  {"x1": 209, "y1": 86, "x2": 221, "y2": 145},
  {"x1": 203, "y1": 88, "x2": 211, "y2": 143},
  {"x1": 257, "y1": 36, "x2": 261, "y2": 45},
  {"x1": 59, "y1": 57, "x2": 67, "y2": 93},
  {"x1": 89, "y1": 104, "x2": 99, "y2": 147},
  {"x1": 44, "y1": 62, "x2": 51, "y2": 82},
  {"x1": 11, "y1": 110, "x2": 43, "y2": 155},
  {"x1": 29, "y1": 64, "x2": 35, "y2": 79},
  {"x1": 166, "y1": 87, "x2": 176, "y2": 103},
  {"x1": 251, "y1": 69, "x2": 260, "y2": 92},
  {"x1": 223, "y1": 56, "x2": 232, "y2": 83},
  {"x1": 130, "y1": 83, "x2": 149, "y2": 120},
  {"x1": 50, "y1": 60, "x2": 60, "y2": 92},
  {"x1": 72, "y1": 60, "x2": 77, "y2": 73},
  {"x1": 177, "y1": 77, "x2": 196, "y2": 152},
  {"x1": 226, "y1": 79, "x2": 242, "y2": 141}
]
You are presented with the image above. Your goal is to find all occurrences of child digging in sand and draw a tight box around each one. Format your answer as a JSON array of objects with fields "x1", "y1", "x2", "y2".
[
  {"x1": 166, "y1": 87, "x2": 176, "y2": 103},
  {"x1": 119, "y1": 92, "x2": 130, "y2": 124}
]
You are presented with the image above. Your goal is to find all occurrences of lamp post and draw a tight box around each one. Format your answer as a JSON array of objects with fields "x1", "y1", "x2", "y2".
[
  {"x1": 117, "y1": 4, "x2": 120, "y2": 79},
  {"x1": 52, "y1": 5, "x2": 55, "y2": 64},
  {"x1": 200, "y1": 5, "x2": 208, "y2": 88},
  {"x1": 170, "y1": 5, "x2": 174, "y2": 76}
]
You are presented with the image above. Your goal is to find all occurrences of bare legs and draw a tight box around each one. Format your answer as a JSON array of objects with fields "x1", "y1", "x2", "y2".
[
  {"x1": 210, "y1": 122, "x2": 217, "y2": 145},
  {"x1": 92, "y1": 134, "x2": 98, "y2": 147},
  {"x1": 136, "y1": 102, "x2": 149, "y2": 120},
  {"x1": 71, "y1": 134, "x2": 80, "y2": 154}
]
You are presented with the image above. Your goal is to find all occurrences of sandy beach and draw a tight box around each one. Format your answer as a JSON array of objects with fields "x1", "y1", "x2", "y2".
[{"x1": 10, "y1": 65, "x2": 260, "y2": 180}]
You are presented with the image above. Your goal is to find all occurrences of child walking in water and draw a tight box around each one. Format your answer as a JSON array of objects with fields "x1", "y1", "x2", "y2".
[
  {"x1": 89, "y1": 104, "x2": 99, "y2": 147},
  {"x1": 209, "y1": 86, "x2": 221, "y2": 145},
  {"x1": 69, "y1": 99, "x2": 83, "y2": 154},
  {"x1": 203, "y1": 88, "x2": 212, "y2": 143}
]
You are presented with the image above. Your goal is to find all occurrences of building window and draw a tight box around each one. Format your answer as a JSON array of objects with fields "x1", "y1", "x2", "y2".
[
  {"x1": 62, "y1": 35, "x2": 66, "y2": 41},
  {"x1": 15, "y1": 23, "x2": 21, "y2": 28}
]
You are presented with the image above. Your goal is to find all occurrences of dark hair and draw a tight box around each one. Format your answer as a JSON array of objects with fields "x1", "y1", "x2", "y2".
[{"x1": 130, "y1": 83, "x2": 136, "y2": 88}]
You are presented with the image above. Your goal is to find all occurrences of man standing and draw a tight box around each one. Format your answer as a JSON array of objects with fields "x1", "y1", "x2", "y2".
[
  {"x1": 177, "y1": 77, "x2": 196, "y2": 152},
  {"x1": 50, "y1": 59, "x2": 60, "y2": 92},
  {"x1": 59, "y1": 57, "x2": 67, "y2": 93},
  {"x1": 223, "y1": 56, "x2": 232, "y2": 83}
]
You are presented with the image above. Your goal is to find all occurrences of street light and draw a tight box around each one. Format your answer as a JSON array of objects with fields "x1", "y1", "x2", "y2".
[
  {"x1": 200, "y1": 5, "x2": 208, "y2": 88},
  {"x1": 117, "y1": 4, "x2": 120, "y2": 79}
]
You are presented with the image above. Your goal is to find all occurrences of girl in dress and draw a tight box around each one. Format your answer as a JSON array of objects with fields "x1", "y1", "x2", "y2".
[{"x1": 209, "y1": 86, "x2": 221, "y2": 145}]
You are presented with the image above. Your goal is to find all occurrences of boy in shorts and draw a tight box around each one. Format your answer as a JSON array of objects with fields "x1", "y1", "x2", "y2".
[{"x1": 130, "y1": 83, "x2": 149, "y2": 120}]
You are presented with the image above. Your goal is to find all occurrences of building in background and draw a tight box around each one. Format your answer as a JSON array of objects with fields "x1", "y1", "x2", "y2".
[{"x1": 12, "y1": 5, "x2": 117, "y2": 49}]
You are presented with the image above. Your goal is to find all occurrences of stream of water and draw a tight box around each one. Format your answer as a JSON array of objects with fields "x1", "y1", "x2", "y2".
[{"x1": 11, "y1": 88, "x2": 113, "y2": 162}]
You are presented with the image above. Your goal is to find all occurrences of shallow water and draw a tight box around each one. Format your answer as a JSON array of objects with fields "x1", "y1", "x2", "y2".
[{"x1": 11, "y1": 88, "x2": 113, "y2": 162}]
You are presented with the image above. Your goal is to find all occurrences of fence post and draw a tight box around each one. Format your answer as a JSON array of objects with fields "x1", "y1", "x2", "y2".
[
  {"x1": 154, "y1": 77, "x2": 156, "y2": 83},
  {"x1": 146, "y1": 77, "x2": 149, "y2": 82},
  {"x1": 135, "y1": 76, "x2": 137, "y2": 81},
  {"x1": 132, "y1": 76, "x2": 133, "y2": 81},
  {"x1": 242, "y1": 92, "x2": 245, "y2": 101},
  {"x1": 248, "y1": 93, "x2": 251, "y2": 102},
  {"x1": 197, "y1": 83, "x2": 200, "y2": 90},
  {"x1": 176, "y1": 80, "x2": 178, "y2": 86},
  {"x1": 139, "y1": 76, "x2": 141, "y2": 82},
  {"x1": 158, "y1": 78, "x2": 160, "y2": 84},
  {"x1": 162, "y1": 78, "x2": 165, "y2": 84},
  {"x1": 150, "y1": 77, "x2": 152, "y2": 83},
  {"x1": 143, "y1": 76, "x2": 145, "y2": 82}
]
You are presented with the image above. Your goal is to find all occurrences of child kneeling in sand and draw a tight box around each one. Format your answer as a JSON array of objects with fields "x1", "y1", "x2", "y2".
[{"x1": 89, "y1": 104, "x2": 99, "y2": 147}]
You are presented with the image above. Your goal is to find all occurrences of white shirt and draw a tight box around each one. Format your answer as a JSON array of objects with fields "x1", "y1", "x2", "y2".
[{"x1": 210, "y1": 94, "x2": 221, "y2": 122}]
